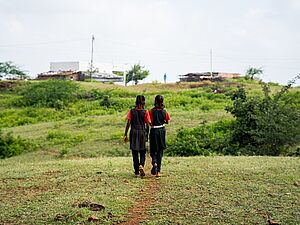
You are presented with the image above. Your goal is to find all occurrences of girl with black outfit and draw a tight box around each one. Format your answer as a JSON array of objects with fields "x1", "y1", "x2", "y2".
[
  {"x1": 149, "y1": 95, "x2": 170, "y2": 177},
  {"x1": 124, "y1": 95, "x2": 150, "y2": 176}
]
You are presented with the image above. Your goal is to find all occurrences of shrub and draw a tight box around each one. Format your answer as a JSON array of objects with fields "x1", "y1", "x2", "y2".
[
  {"x1": 0, "y1": 130, "x2": 33, "y2": 158},
  {"x1": 226, "y1": 77, "x2": 300, "y2": 156},
  {"x1": 18, "y1": 80, "x2": 82, "y2": 109},
  {"x1": 166, "y1": 120, "x2": 233, "y2": 156},
  {"x1": 167, "y1": 76, "x2": 300, "y2": 156}
]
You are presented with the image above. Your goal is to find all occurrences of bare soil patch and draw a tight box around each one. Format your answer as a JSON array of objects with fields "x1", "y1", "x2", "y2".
[{"x1": 119, "y1": 156, "x2": 161, "y2": 225}]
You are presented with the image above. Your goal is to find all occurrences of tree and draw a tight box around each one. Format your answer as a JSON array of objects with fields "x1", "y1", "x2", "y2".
[
  {"x1": 0, "y1": 61, "x2": 28, "y2": 80},
  {"x1": 245, "y1": 67, "x2": 263, "y2": 80},
  {"x1": 126, "y1": 63, "x2": 149, "y2": 85}
]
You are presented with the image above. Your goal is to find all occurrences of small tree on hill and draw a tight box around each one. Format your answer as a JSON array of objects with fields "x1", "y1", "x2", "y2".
[
  {"x1": 245, "y1": 67, "x2": 263, "y2": 80},
  {"x1": 0, "y1": 61, "x2": 28, "y2": 80},
  {"x1": 126, "y1": 63, "x2": 149, "y2": 85}
]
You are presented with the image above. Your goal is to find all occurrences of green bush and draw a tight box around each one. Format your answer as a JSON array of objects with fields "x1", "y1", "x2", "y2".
[
  {"x1": 168, "y1": 77, "x2": 300, "y2": 157},
  {"x1": 166, "y1": 120, "x2": 234, "y2": 156},
  {"x1": 0, "y1": 130, "x2": 33, "y2": 159},
  {"x1": 226, "y1": 80, "x2": 300, "y2": 156},
  {"x1": 18, "y1": 80, "x2": 82, "y2": 109}
]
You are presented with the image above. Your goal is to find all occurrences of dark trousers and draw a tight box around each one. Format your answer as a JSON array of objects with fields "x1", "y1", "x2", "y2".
[
  {"x1": 150, "y1": 149, "x2": 163, "y2": 172},
  {"x1": 150, "y1": 128, "x2": 165, "y2": 173},
  {"x1": 131, "y1": 149, "x2": 146, "y2": 174}
]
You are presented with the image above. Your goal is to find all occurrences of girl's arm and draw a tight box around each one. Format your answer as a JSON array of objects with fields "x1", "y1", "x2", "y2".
[
  {"x1": 164, "y1": 111, "x2": 170, "y2": 124},
  {"x1": 145, "y1": 123, "x2": 150, "y2": 142},
  {"x1": 124, "y1": 120, "x2": 130, "y2": 142}
]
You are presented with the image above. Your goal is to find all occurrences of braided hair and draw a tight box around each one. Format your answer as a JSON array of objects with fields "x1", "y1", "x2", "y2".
[{"x1": 154, "y1": 95, "x2": 164, "y2": 109}]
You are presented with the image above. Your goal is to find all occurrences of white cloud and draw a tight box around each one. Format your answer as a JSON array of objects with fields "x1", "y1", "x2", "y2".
[
  {"x1": 290, "y1": 0, "x2": 300, "y2": 10},
  {"x1": 0, "y1": 0, "x2": 299, "y2": 84},
  {"x1": 235, "y1": 29, "x2": 247, "y2": 37},
  {"x1": 157, "y1": 0, "x2": 168, "y2": 6},
  {"x1": 4, "y1": 17, "x2": 24, "y2": 33},
  {"x1": 245, "y1": 8, "x2": 278, "y2": 19}
]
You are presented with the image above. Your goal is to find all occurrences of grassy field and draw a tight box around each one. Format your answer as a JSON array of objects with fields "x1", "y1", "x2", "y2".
[
  {"x1": 0, "y1": 155, "x2": 299, "y2": 224},
  {"x1": 0, "y1": 79, "x2": 299, "y2": 224},
  {"x1": 1, "y1": 80, "x2": 242, "y2": 158}
]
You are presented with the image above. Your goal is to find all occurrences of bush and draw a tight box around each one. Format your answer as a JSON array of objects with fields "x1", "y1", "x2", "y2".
[
  {"x1": 168, "y1": 76, "x2": 300, "y2": 157},
  {"x1": 18, "y1": 80, "x2": 82, "y2": 109},
  {"x1": 226, "y1": 79, "x2": 300, "y2": 156},
  {"x1": 0, "y1": 130, "x2": 33, "y2": 158},
  {"x1": 166, "y1": 120, "x2": 233, "y2": 156}
]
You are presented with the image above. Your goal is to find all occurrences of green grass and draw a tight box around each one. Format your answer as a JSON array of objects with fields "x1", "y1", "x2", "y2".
[
  {"x1": 147, "y1": 157, "x2": 300, "y2": 224},
  {"x1": 0, "y1": 156, "x2": 299, "y2": 224},
  {"x1": 0, "y1": 155, "x2": 143, "y2": 224}
]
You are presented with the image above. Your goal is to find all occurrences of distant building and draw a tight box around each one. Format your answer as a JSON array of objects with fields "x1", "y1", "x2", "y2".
[
  {"x1": 218, "y1": 72, "x2": 240, "y2": 79},
  {"x1": 37, "y1": 71, "x2": 85, "y2": 81},
  {"x1": 50, "y1": 61, "x2": 79, "y2": 72},
  {"x1": 37, "y1": 61, "x2": 85, "y2": 81},
  {"x1": 179, "y1": 72, "x2": 240, "y2": 82},
  {"x1": 0, "y1": 74, "x2": 27, "y2": 80},
  {"x1": 91, "y1": 72, "x2": 123, "y2": 83},
  {"x1": 37, "y1": 61, "x2": 127, "y2": 83}
]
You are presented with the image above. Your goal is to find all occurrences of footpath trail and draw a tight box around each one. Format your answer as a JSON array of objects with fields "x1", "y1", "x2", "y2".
[{"x1": 119, "y1": 155, "x2": 160, "y2": 225}]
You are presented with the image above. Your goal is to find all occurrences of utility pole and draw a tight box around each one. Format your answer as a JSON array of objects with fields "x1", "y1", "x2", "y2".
[
  {"x1": 210, "y1": 48, "x2": 213, "y2": 78},
  {"x1": 90, "y1": 35, "x2": 95, "y2": 81},
  {"x1": 123, "y1": 64, "x2": 127, "y2": 86}
]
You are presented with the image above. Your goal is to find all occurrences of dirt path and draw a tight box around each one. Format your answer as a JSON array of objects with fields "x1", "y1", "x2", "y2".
[{"x1": 119, "y1": 155, "x2": 160, "y2": 225}]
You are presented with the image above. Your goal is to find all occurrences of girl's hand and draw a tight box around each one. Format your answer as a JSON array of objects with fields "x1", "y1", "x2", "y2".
[{"x1": 124, "y1": 135, "x2": 128, "y2": 142}]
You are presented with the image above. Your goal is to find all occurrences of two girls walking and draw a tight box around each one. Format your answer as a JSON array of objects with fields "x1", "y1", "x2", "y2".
[{"x1": 124, "y1": 95, "x2": 170, "y2": 177}]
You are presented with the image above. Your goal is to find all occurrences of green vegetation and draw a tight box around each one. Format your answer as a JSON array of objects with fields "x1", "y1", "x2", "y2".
[
  {"x1": 0, "y1": 78, "x2": 299, "y2": 158},
  {"x1": 0, "y1": 78, "x2": 299, "y2": 224},
  {"x1": 168, "y1": 79, "x2": 300, "y2": 156},
  {"x1": 167, "y1": 120, "x2": 233, "y2": 156},
  {"x1": 18, "y1": 80, "x2": 82, "y2": 109},
  {"x1": 226, "y1": 83, "x2": 300, "y2": 156},
  {"x1": 0, "y1": 129, "x2": 33, "y2": 158}
]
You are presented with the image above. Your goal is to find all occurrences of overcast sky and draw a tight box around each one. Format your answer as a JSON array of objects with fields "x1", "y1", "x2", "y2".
[{"x1": 1, "y1": 0, "x2": 300, "y2": 84}]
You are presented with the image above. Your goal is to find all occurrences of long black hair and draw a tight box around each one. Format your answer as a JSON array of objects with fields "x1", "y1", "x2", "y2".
[
  {"x1": 135, "y1": 95, "x2": 145, "y2": 108},
  {"x1": 154, "y1": 95, "x2": 164, "y2": 109}
]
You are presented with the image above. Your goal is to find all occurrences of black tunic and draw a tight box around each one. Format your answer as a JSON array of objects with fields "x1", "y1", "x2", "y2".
[
  {"x1": 150, "y1": 108, "x2": 167, "y2": 152},
  {"x1": 129, "y1": 109, "x2": 147, "y2": 151}
]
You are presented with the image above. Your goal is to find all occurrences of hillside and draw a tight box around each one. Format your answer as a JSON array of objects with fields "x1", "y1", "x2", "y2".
[
  {"x1": 2, "y1": 78, "x2": 298, "y2": 158},
  {"x1": 0, "y1": 79, "x2": 300, "y2": 224}
]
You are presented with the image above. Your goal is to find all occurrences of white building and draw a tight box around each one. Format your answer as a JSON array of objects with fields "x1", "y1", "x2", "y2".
[{"x1": 50, "y1": 61, "x2": 80, "y2": 72}]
